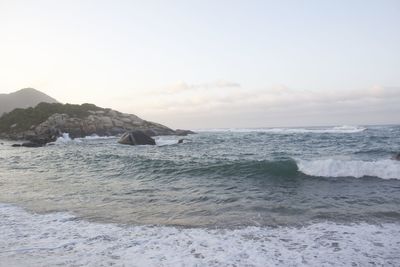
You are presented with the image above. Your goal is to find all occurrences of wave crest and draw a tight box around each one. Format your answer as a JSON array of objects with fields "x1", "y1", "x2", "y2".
[{"x1": 297, "y1": 159, "x2": 400, "y2": 179}]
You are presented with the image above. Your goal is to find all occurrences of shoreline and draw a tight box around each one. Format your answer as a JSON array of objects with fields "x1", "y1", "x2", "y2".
[{"x1": 1, "y1": 203, "x2": 399, "y2": 266}]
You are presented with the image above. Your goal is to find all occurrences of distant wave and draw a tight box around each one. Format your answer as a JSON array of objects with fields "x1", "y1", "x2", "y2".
[
  {"x1": 1, "y1": 204, "x2": 399, "y2": 266},
  {"x1": 297, "y1": 159, "x2": 400, "y2": 179},
  {"x1": 197, "y1": 126, "x2": 366, "y2": 134}
]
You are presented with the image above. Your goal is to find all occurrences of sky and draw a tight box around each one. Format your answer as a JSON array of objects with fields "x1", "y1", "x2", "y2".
[{"x1": 0, "y1": 0, "x2": 399, "y2": 128}]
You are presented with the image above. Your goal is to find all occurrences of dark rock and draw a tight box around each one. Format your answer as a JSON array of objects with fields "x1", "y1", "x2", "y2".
[
  {"x1": 141, "y1": 129, "x2": 157, "y2": 137},
  {"x1": 21, "y1": 142, "x2": 44, "y2": 147},
  {"x1": 395, "y1": 153, "x2": 400, "y2": 161},
  {"x1": 177, "y1": 138, "x2": 191, "y2": 144},
  {"x1": 11, "y1": 141, "x2": 44, "y2": 147},
  {"x1": 109, "y1": 127, "x2": 125, "y2": 135},
  {"x1": 175, "y1": 129, "x2": 196, "y2": 136},
  {"x1": 118, "y1": 131, "x2": 156, "y2": 146}
]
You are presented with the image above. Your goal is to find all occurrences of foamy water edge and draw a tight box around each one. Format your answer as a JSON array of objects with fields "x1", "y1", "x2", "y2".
[{"x1": 1, "y1": 204, "x2": 399, "y2": 267}]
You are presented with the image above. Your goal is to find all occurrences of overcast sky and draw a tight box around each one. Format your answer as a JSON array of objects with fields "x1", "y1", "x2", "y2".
[{"x1": 0, "y1": 0, "x2": 399, "y2": 128}]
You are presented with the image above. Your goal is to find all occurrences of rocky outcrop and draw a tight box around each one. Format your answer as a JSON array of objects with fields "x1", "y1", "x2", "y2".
[
  {"x1": 175, "y1": 129, "x2": 196, "y2": 136},
  {"x1": 34, "y1": 110, "x2": 174, "y2": 141},
  {"x1": 1, "y1": 108, "x2": 178, "y2": 146},
  {"x1": 118, "y1": 131, "x2": 156, "y2": 145},
  {"x1": 0, "y1": 102, "x2": 196, "y2": 147}
]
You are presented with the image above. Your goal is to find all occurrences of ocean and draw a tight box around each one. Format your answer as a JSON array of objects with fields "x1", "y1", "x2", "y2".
[{"x1": 0, "y1": 125, "x2": 400, "y2": 266}]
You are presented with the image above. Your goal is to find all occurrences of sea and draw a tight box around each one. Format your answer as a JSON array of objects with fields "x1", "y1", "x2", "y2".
[{"x1": 0, "y1": 125, "x2": 400, "y2": 266}]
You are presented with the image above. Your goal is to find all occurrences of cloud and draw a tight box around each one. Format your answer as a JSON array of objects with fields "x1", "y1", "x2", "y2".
[
  {"x1": 165, "y1": 81, "x2": 241, "y2": 93},
  {"x1": 112, "y1": 82, "x2": 400, "y2": 128}
]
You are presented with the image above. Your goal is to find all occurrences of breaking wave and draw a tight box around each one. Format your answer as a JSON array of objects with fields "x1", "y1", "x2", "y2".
[
  {"x1": 297, "y1": 158, "x2": 400, "y2": 179},
  {"x1": 154, "y1": 136, "x2": 182, "y2": 146},
  {"x1": 199, "y1": 158, "x2": 400, "y2": 180},
  {"x1": 54, "y1": 133, "x2": 73, "y2": 143}
]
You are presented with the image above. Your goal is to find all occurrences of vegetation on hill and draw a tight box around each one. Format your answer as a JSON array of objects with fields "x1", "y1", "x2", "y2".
[{"x1": 0, "y1": 102, "x2": 104, "y2": 133}]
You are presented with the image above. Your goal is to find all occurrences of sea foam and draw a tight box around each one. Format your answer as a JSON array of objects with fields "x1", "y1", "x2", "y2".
[
  {"x1": 54, "y1": 133, "x2": 74, "y2": 143},
  {"x1": 154, "y1": 136, "x2": 181, "y2": 146},
  {"x1": 75, "y1": 135, "x2": 117, "y2": 141},
  {"x1": 53, "y1": 133, "x2": 116, "y2": 144},
  {"x1": 297, "y1": 159, "x2": 400, "y2": 179},
  {"x1": 0, "y1": 204, "x2": 399, "y2": 267}
]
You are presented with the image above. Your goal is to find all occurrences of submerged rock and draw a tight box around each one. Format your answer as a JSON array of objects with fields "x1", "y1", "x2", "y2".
[{"x1": 118, "y1": 131, "x2": 156, "y2": 146}]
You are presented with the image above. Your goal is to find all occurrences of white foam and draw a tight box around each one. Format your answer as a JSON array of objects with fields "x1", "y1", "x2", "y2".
[
  {"x1": 0, "y1": 204, "x2": 399, "y2": 267},
  {"x1": 75, "y1": 134, "x2": 117, "y2": 141},
  {"x1": 297, "y1": 158, "x2": 400, "y2": 179},
  {"x1": 154, "y1": 136, "x2": 181, "y2": 146},
  {"x1": 54, "y1": 133, "x2": 75, "y2": 144},
  {"x1": 51, "y1": 134, "x2": 117, "y2": 145},
  {"x1": 197, "y1": 126, "x2": 366, "y2": 134}
]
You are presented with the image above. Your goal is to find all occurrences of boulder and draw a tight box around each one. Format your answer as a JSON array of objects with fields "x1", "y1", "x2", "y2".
[
  {"x1": 107, "y1": 110, "x2": 118, "y2": 117},
  {"x1": 118, "y1": 131, "x2": 156, "y2": 145},
  {"x1": 112, "y1": 119, "x2": 124, "y2": 128},
  {"x1": 175, "y1": 129, "x2": 196, "y2": 136},
  {"x1": 98, "y1": 116, "x2": 114, "y2": 128},
  {"x1": 11, "y1": 141, "x2": 44, "y2": 147},
  {"x1": 109, "y1": 127, "x2": 125, "y2": 135}
]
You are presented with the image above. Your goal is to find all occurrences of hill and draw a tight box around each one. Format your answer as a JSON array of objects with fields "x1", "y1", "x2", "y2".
[{"x1": 0, "y1": 88, "x2": 58, "y2": 115}]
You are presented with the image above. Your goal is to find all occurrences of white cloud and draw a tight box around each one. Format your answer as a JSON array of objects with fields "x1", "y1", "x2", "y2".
[{"x1": 111, "y1": 82, "x2": 400, "y2": 129}]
